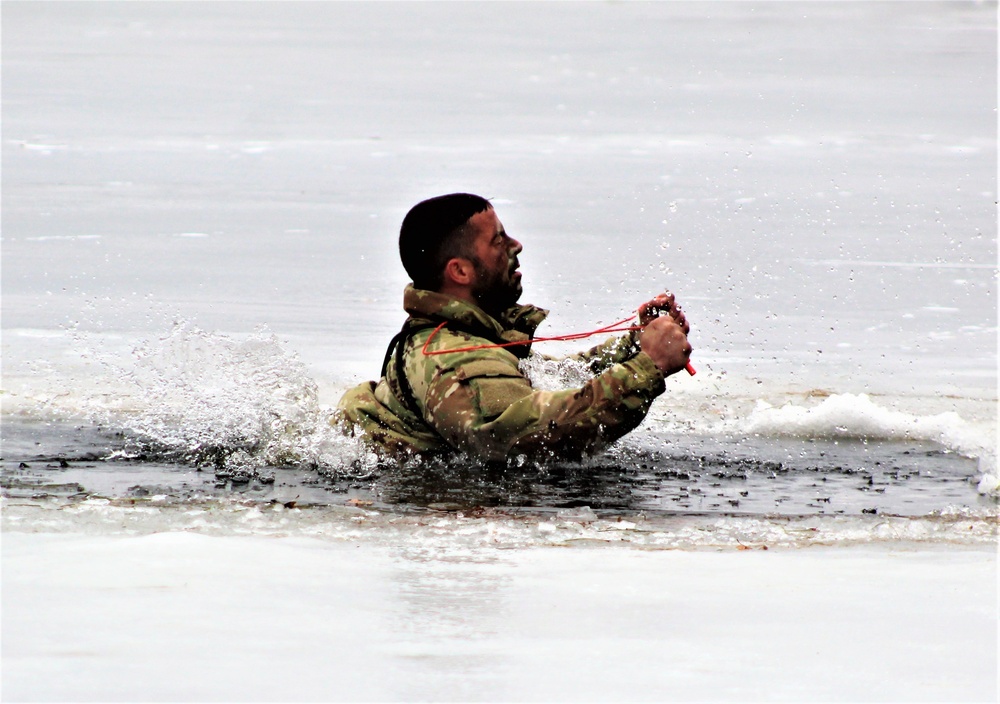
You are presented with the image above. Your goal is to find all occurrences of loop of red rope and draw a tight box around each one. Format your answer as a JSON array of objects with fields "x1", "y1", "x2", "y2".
[
  {"x1": 418, "y1": 311, "x2": 696, "y2": 376},
  {"x1": 420, "y1": 315, "x2": 641, "y2": 357}
]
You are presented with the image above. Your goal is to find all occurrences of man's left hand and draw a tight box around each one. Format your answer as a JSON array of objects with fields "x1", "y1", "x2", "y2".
[{"x1": 638, "y1": 292, "x2": 689, "y2": 334}]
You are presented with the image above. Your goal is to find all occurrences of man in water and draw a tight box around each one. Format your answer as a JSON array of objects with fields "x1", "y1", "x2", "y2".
[{"x1": 337, "y1": 193, "x2": 692, "y2": 461}]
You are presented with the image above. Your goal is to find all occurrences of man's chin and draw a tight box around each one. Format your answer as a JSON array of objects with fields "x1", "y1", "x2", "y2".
[{"x1": 507, "y1": 282, "x2": 523, "y2": 306}]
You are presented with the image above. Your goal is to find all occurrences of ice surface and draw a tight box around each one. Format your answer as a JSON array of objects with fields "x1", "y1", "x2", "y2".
[
  {"x1": 2, "y1": 3, "x2": 997, "y2": 698},
  {"x1": 2, "y1": 532, "x2": 996, "y2": 702},
  {"x1": 3, "y1": 2, "x2": 994, "y2": 387}
]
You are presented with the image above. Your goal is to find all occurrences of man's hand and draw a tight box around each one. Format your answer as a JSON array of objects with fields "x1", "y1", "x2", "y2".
[
  {"x1": 639, "y1": 316, "x2": 693, "y2": 375},
  {"x1": 638, "y1": 292, "x2": 689, "y2": 334}
]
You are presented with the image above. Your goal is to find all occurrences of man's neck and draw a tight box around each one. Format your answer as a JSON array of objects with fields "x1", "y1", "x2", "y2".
[
  {"x1": 436, "y1": 281, "x2": 475, "y2": 308},
  {"x1": 435, "y1": 283, "x2": 503, "y2": 318}
]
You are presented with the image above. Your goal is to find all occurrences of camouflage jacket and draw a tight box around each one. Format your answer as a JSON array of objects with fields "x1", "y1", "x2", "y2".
[{"x1": 336, "y1": 285, "x2": 666, "y2": 461}]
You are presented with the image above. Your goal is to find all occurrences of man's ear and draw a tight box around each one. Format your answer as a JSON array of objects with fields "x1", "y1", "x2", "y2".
[{"x1": 442, "y1": 257, "x2": 475, "y2": 286}]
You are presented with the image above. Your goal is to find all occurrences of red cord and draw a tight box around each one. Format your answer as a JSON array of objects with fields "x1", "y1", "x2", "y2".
[{"x1": 420, "y1": 313, "x2": 697, "y2": 376}]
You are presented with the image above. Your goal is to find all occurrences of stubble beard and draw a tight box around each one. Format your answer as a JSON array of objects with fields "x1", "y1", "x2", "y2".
[{"x1": 471, "y1": 256, "x2": 522, "y2": 317}]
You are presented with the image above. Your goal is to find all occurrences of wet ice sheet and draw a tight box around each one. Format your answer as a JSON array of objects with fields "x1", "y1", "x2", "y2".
[
  {"x1": 2, "y1": 532, "x2": 996, "y2": 702},
  {"x1": 3, "y1": 498, "x2": 996, "y2": 551}
]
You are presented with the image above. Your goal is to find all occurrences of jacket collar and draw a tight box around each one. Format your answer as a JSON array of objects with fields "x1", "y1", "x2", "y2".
[{"x1": 402, "y1": 284, "x2": 548, "y2": 354}]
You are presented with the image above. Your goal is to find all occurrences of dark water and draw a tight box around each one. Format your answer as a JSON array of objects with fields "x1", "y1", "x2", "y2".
[{"x1": 2, "y1": 416, "x2": 987, "y2": 519}]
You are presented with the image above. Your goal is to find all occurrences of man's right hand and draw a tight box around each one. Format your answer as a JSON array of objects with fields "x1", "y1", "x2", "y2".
[{"x1": 639, "y1": 315, "x2": 692, "y2": 375}]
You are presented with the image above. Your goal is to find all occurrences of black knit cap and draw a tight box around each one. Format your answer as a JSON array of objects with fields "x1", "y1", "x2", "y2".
[{"x1": 399, "y1": 193, "x2": 491, "y2": 290}]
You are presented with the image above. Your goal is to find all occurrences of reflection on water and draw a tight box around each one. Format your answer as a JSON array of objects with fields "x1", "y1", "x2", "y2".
[{"x1": 385, "y1": 542, "x2": 513, "y2": 701}]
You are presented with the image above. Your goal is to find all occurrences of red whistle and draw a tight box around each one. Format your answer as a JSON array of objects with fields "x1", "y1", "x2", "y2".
[{"x1": 686, "y1": 362, "x2": 696, "y2": 376}]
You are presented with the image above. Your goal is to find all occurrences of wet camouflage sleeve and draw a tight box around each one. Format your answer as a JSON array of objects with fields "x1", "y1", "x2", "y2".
[{"x1": 409, "y1": 328, "x2": 664, "y2": 461}]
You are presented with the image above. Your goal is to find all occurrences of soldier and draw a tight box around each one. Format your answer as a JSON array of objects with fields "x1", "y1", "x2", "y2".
[{"x1": 336, "y1": 193, "x2": 692, "y2": 461}]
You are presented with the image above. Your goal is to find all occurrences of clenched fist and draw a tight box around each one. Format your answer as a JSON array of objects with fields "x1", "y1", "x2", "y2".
[{"x1": 639, "y1": 315, "x2": 692, "y2": 375}]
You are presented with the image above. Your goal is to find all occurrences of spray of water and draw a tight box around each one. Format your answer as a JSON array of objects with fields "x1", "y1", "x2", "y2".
[
  {"x1": 737, "y1": 394, "x2": 998, "y2": 495},
  {"x1": 80, "y1": 321, "x2": 379, "y2": 480}
]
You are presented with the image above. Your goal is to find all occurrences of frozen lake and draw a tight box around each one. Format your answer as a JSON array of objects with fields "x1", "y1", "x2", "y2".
[{"x1": 2, "y1": 2, "x2": 997, "y2": 700}]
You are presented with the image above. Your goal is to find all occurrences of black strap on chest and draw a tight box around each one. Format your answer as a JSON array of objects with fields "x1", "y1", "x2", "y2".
[{"x1": 379, "y1": 320, "x2": 438, "y2": 422}]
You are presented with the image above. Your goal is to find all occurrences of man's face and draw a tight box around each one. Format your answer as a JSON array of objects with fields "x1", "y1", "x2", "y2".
[{"x1": 466, "y1": 207, "x2": 523, "y2": 315}]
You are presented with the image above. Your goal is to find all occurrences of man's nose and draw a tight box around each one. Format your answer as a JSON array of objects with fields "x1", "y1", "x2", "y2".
[{"x1": 509, "y1": 237, "x2": 523, "y2": 256}]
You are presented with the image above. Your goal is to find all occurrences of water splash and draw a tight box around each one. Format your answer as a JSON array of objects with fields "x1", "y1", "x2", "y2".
[
  {"x1": 80, "y1": 321, "x2": 378, "y2": 480},
  {"x1": 519, "y1": 353, "x2": 595, "y2": 390},
  {"x1": 736, "y1": 393, "x2": 997, "y2": 496}
]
